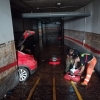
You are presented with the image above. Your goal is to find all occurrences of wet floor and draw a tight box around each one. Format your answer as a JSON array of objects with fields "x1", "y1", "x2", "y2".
[
  {"x1": 2, "y1": 44, "x2": 100, "y2": 100},
  {"x1": 76, "y1": 72, "x2": 100, "y2": 100}
]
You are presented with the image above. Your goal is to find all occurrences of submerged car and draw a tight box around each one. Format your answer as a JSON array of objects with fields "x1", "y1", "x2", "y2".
[
  {"x1": 17, "y1": 30, "x2": 37, "y2": 82},
  {"x1": 18, "y1": 51, "x2": 37, "y2": 82}
]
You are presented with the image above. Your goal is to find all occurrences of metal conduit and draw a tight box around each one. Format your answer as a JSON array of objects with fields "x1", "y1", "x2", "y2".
[{"x1": 22, "y1": 12, "x2": 91, "y2": 18}]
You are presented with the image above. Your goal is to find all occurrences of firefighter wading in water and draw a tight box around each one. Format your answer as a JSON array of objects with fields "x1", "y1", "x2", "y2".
[
  {"x1": 74, "y1": 53, "x2": 97, "y2": 86},
  {"x1": 65, "y1": 48, "x2": 79, "y2": 73}
]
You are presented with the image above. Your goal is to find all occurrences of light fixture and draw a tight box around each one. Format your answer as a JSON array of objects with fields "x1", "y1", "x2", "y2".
[
  {"x1": 57, "y1": 3, "x2": 61, "y2": 6},
  {"x1": 57, "y1": 3, "x2": 61, "y2": 8}
]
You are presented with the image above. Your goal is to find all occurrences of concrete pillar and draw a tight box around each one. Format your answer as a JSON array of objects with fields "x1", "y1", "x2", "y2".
[
  {"x1": 38, "y1": 20, "x2": 42, "y2": 47},
  {"x1": 42, "y1": 24, "x2": 46, "y2": 44}
]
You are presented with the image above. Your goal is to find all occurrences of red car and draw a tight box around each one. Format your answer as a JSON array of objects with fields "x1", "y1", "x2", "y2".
[
  {"x1": 17, "y1": 30, "x2": 37, "y2": 82},
  {"x1": 18, "y1": 51, "x2": 37, "y2": 82}
]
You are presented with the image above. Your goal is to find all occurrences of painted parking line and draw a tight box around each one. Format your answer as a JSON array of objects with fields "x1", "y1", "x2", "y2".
[
  {"x1": 53, "y1": 76, "x2": 56, "y2": 100},
  {"x1": 27, "y1": 78, "x2": 40, "y2": 100},
  {"x1": 71, "y1": 81, "x2": 83, "y2": 100}
]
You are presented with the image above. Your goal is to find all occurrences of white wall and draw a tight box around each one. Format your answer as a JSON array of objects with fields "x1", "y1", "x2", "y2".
[
  {"x1": 0, "y1": 0, "x2": 18, "y2": 98},
  {"x1": 0, "y1": 0, "x2": 14, "y2": 43},
  {"x1": 64, "y1": 0, "x2": 100, "y2": 34}
]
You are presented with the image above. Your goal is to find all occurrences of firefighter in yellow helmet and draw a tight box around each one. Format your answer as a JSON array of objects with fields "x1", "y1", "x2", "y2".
[{"x1": 74, "y1": 53, "x2": 97, "y2": 86}]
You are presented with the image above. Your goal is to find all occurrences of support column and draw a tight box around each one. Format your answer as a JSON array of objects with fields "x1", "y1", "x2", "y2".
[
  {"x1": 42, "y1": 24, "x2": 46, "y2": 45},
  {"x1": 38, "y1": 20, "x2": 43, "y2": 47}
]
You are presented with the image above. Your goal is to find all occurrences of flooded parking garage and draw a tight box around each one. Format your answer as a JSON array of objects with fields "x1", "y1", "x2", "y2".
[
  {"x1": 1, "y1": 0, "x2": 100, "y2": 100},
  {"x1": 1, "y1": 44, "x2": 100, "y2": 100}
]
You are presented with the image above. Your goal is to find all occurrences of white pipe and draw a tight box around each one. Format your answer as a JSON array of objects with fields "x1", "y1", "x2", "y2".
[{"x1": 22, "y1": 11, "x2": 91, "y2": 18}]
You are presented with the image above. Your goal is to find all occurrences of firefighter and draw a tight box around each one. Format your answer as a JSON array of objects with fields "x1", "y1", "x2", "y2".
[
  {"x1": 74, "y1": 53, "x2": 97, "y2": 86},
  {"x1": 65, "y1": 48, "x2": 79, "y2": 73}
]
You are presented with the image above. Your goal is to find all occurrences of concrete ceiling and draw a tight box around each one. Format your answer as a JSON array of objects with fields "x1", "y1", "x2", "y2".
[{"x1": 10, "y1": 0, "x2": 94, "y2": 13}]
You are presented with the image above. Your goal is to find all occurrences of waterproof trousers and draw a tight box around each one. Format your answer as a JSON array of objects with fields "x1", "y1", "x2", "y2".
[
  {"x1": 65, "y1": 58, "x2": 74, "y2": 73},
  {"x1": 82, "y1": 57, "x2": 97, "y2": 85}
]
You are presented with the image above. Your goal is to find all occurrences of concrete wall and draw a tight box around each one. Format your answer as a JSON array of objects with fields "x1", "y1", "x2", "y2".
[
  {"x1": 64, "y1": 0, "x2": 100, "y2": 74},
  {"x1": 0, "y1": 0, "x2": 18, "y2": 98},
  {"x1": 64, "y1": 0, "x2": 100, "y2": 33}
]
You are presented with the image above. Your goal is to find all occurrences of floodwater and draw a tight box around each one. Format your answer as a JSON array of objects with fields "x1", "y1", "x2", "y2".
[{"x1": 1, "y1": 44, "x2": 100, "y2": 100}]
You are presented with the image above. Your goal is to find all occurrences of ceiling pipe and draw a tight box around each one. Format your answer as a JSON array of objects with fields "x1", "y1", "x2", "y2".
[{"x1": 22, "y1": 12, "x2": 91, "y2": 18}]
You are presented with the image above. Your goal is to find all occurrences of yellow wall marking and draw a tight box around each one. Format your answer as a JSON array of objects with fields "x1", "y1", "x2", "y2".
[
  {"x1": 27, "y1": 78, "x2": 40, "y2": 100},
  {"x1": 53, "y1": 76, "x2": 56, "y2": 100},
  {"x1": 71, "y1": 81, "x2": 83, "y2": 100}
]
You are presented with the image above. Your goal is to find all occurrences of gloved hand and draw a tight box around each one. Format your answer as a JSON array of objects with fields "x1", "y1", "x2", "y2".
[
  {"x1": 70, "y1": 68, "x2": 76, "y2": 73},
  {"x1": 70, "y1": 68, "x2": 80, "y2": 76},
  {"x1": 70, "y1": 64, "x2": 76, "y2": 73}
]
